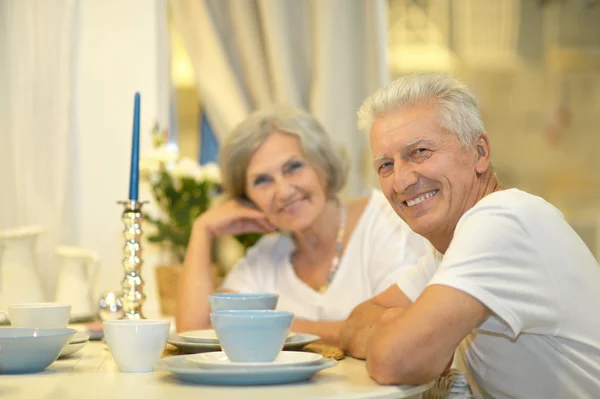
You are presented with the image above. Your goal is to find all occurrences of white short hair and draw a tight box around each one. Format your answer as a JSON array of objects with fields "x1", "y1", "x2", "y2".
[
  {"x1": 220, "y1": 105, "x2": 349, "y2": 200},
  {"x1": 358, "y1": 73, "x2": 485, "y2": 146}
]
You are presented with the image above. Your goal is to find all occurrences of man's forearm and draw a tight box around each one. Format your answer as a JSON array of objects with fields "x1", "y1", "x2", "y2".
[{"x1": 340, "y1": 301, "x2": 389, "y2": 359}]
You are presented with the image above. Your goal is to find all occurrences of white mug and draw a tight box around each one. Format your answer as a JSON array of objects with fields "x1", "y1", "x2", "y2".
[
  {"x1": 0, "y1": 303, "x2": 71, "y2": 328},
  {"x1": 103, "y1": 319, "x2": 170, "y2": 373}
]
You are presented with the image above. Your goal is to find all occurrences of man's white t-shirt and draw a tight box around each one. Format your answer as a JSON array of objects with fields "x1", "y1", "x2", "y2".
[
  {"x1": 222, "y1": 189, "x2": 430, "y2": 321},
  {"x1": 397, "y1": 189, "x2": 600, "y2": 398}
]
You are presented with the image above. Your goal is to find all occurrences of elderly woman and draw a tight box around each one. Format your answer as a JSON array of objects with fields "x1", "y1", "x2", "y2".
[{"x1": 176, "y1": 105, "x2": 429, "y2": 346}]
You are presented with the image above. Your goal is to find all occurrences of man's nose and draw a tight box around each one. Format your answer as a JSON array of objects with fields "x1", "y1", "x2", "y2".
[{"x1": 392, "y1": 159, "x2": 419, "y2": 194}]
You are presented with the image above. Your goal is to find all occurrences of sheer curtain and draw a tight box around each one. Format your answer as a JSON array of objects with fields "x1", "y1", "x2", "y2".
[
  {"x1": 0, "y1": 0, "x2": 79, "y2": 298},
  {"x1": 170, "y1": 0, "x2": 389, "y2": 196}
]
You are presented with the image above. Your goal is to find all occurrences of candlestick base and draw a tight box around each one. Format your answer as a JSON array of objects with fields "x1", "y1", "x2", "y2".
[{"x1": 117, "y1": 200, "x2": 148, "y2": 319}]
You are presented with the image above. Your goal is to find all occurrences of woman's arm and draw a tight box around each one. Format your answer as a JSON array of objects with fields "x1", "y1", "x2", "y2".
[
  {"x1": 290, "y1": 319, "x2": 344, "y2": 347},
  {"x1": 291, "y1": 286, "x2": 412, "y2": 350},
  {"x1": 175, "y1": 222, "x2": 217, "y2": 332},
  {"x1": 175, "y1": 199, "x2": 276, "y2": 332}
]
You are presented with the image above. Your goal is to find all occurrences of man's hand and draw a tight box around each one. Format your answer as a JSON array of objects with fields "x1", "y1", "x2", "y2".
[
  {"x1": 380, "y1": 307, "x2": 406, "y2": 323},
  {"x1": 341, "y1": 285, "x2": 413, "y2": 359}
]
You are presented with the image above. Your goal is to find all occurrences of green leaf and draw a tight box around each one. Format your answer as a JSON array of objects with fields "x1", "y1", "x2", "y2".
[{"x1": 142, "y1": 157, "x2": 262, "y2": 262}]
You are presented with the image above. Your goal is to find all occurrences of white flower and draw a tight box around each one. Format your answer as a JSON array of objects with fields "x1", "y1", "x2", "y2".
[
  {"x1": 199, "y1": 162, "x2": 221, "y2": 183},
  {"x1": 141, "y1": 145, "x2": 178, "y2": 178},
  {"x1": 140, "y1": 157, "x2": 161, "y2": 177},
  {"x1": 144, "y1": 145, "x2": 178, "y2": 165},
  {"x1": 170, "y1": 157, "x2": 203, "y2": 181}
]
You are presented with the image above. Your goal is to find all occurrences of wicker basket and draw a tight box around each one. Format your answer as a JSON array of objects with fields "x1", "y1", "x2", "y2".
[
  {"x1": 155, "y1": 264, "x2": 226, "y2": 316},
  {"x1": 155, "y1": 265, "x2": 182, "y2": 316}
]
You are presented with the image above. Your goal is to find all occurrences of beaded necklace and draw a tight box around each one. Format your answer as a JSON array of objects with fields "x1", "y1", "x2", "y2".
[{"x1": 318, "y1": 202, "x2": 346, "y2": 293}]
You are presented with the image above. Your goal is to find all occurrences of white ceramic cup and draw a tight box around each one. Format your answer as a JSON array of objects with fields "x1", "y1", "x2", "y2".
[
  {"x1": 103, "y1": 319, "x2": 171, "y2": 373},
  {"x1": 0, "y1": 303, "x2": 71, "y2": 328}
]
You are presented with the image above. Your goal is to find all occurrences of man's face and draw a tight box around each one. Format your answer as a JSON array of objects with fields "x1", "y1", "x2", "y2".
[{"x1": 370, "y1": 105, "x2": 483, "y2": 244}]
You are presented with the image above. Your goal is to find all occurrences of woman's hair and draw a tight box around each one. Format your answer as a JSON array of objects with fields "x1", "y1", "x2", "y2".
[
  {"x1": 357, "y1": 73, "x2": 485, "y2": 147},
  {"x1": 219, "y1": 105, "x2": 349, "y2": 200}
]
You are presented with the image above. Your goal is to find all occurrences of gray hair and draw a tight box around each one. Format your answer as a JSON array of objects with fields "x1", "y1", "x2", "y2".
[
  {"x1": 219, "y1": 105, "x2": 349, "y2": 200},
  {"x1": 357, "y1": 73, "x2": 485, "y2": 146}
]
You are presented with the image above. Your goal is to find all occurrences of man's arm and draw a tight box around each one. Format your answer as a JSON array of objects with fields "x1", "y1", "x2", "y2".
[
  {"x1": 341, "y1": 284, "x2": 413, "y2": 358},
  {"x1": 366, "y1": 284, "x2": 489, "y2": 385}
]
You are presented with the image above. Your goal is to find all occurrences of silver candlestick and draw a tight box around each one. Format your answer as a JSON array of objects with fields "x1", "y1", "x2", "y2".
[{"x1": 117, "y1": 200, "x2": 147, "y2": 319}]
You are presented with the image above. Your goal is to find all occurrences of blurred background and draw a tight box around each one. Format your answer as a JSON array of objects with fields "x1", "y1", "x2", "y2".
[{"x1": 1, "y1": 0, "x2": 599, "y2": 317}]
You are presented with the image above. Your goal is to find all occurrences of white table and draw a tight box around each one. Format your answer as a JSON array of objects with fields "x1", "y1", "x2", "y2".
[{"x1": 0, "y1": 341, "x2": 433, "y2": 399}]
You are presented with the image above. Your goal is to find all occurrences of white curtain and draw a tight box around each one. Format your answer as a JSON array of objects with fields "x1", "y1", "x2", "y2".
[
  {"x1": 0, "y1": 0, "x2": 78, "y2": 298},
  {"x1": 170, "y1": 0, "x2": 390, "y2": 197}
]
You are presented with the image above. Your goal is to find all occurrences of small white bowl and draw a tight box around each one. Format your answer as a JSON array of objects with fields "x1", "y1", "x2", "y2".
[
  {"x1": 0, "y1": 328, "x2": 77, "y2": 373},
  {"x1": 103, "y1": 319, "x2": 170, "y2": 373}
]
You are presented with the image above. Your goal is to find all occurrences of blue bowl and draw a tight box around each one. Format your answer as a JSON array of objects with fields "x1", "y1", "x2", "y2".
[
  {"x1": 208, "y1": 293, "x2": 278, "y2": 311},
  {"x1": 210, "y1": 310, "x2": 293, "y2": 362},
  {"x1": 0, "y1": 328, "x2": 77, "y2": 373}
]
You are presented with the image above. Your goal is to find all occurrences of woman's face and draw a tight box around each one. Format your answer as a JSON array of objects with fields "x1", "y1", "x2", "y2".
[{"x1": 245, "y1": 132, "x2": 328, "y2": 232}]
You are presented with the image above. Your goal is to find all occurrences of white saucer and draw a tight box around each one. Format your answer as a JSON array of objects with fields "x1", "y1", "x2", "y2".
[
  {"x1": 186, "y1": 351, "x2": 322, "y2": 369},
  {"x1": 168, "y1": 332, "x2": 319, "y2": 354},
  {"x1": 59, "y1": 340, "x2": 87, "y2": 359},
  {"x1": 180, "y1": 329, "x2": 296, "y2": 344},
  {"x1": 70, "y1": 331, "x2": 90, "y2": 344},
  {"x1": 156, "y1": 355, "x2": 336, "y2": 385}
]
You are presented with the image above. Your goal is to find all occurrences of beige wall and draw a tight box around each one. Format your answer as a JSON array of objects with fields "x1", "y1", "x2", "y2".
[
  {"x1": 171, "y1": 1, "x2": 600, "y2": 259},
  {"x1": 386, "y1": 0, "x2": 600, "y2": 257}
]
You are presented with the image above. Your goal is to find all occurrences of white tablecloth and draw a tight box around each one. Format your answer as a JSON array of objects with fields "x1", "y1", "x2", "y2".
[{"x1": 0, "y1": 341, "x2": 433, "y2": 399}]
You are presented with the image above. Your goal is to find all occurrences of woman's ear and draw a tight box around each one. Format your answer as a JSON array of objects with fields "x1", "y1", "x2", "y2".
[{"x1": 474, "y1": 134, "x2": 491, "y2": 175}]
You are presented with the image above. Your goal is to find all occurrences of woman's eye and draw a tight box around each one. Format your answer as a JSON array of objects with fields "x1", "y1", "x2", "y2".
[
  {"x1": 285, "y1": 161, "x2": 304, "y2": 173},
  {"x1": 252, "y1": 175, "x2": 270, "y2": 186}
]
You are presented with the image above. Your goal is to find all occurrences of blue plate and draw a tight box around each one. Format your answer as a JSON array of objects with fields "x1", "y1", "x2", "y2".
[
  {"x1": 156, "y1": 355, "x2": 337, "y2": 385},
  {"x1": 0, "y1": 328, "x2": 77, "y2": 373}
]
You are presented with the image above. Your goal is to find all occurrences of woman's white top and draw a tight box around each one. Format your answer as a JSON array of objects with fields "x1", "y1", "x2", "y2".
[{"x1": 221, "y1": 189, "x2": 430, "y2": 321}]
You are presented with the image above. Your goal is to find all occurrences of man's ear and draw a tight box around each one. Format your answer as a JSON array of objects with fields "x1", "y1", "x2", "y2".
[{"x1": 474, "y1": 134, "x2": 491, "y2": 174}]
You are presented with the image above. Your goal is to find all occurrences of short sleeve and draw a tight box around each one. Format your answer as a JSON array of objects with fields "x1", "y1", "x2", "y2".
[
  {"x1": 396, "y1": 251, "x2": 440, "y2": 302},
  {"x1": 220, "y1": 234, "x2": 291, "y2": 293},
  {"x1": 220, "y1": 248, "x2": 263, "y2": 293},
  {"x1": 428, "y1": 203, "x2": 560, "y2": 337},
  {"x1": 365, "y1": 190, "x2": 431, "y2": 295}
]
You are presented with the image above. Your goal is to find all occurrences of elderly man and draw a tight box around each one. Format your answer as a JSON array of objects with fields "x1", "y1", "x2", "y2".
[{"x1": 341, "y1": 73, "x2": 600, "y2": 398}]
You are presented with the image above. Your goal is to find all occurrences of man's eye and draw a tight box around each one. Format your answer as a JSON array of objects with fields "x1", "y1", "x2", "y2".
[{"x1": 377, "y1": 162, "x2": 392, "y2": 174}]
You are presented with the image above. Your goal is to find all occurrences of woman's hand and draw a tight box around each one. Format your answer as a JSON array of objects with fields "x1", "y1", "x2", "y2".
[{"x1": 195, "y1": 198, "x2": 277, "y2": 238}]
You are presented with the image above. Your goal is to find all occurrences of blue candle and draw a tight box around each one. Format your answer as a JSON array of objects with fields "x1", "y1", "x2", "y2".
[{"x1": 128, "y1": 92, "x2": 141, "y2": 201}]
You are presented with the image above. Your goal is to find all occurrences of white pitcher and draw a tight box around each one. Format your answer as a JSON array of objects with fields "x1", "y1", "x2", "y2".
[
  {"x1": 54, "y1": 246, "x2": 99, "y2": 321},
  {"x1": 0, "y1": 226, "x2": 46, "y2": 314}
]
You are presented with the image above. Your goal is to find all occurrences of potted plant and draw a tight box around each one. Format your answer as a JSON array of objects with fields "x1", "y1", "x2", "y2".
[
  {"x1": 140, "y1": 125, "x2": 220, "y2": 315},
  {"x1": 141, "y1": 125, "x2": 260, "y2": 315}
]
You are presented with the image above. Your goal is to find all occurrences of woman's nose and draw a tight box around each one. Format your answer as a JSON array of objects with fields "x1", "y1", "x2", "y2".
[{"x1": 275, "y1": 176, "x2": 295, "y2": 199}]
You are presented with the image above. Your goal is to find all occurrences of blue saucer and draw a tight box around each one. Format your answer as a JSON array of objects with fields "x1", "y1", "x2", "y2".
[{"x1": 156, "y1": 355, "x2": 337, "y2": 385}]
